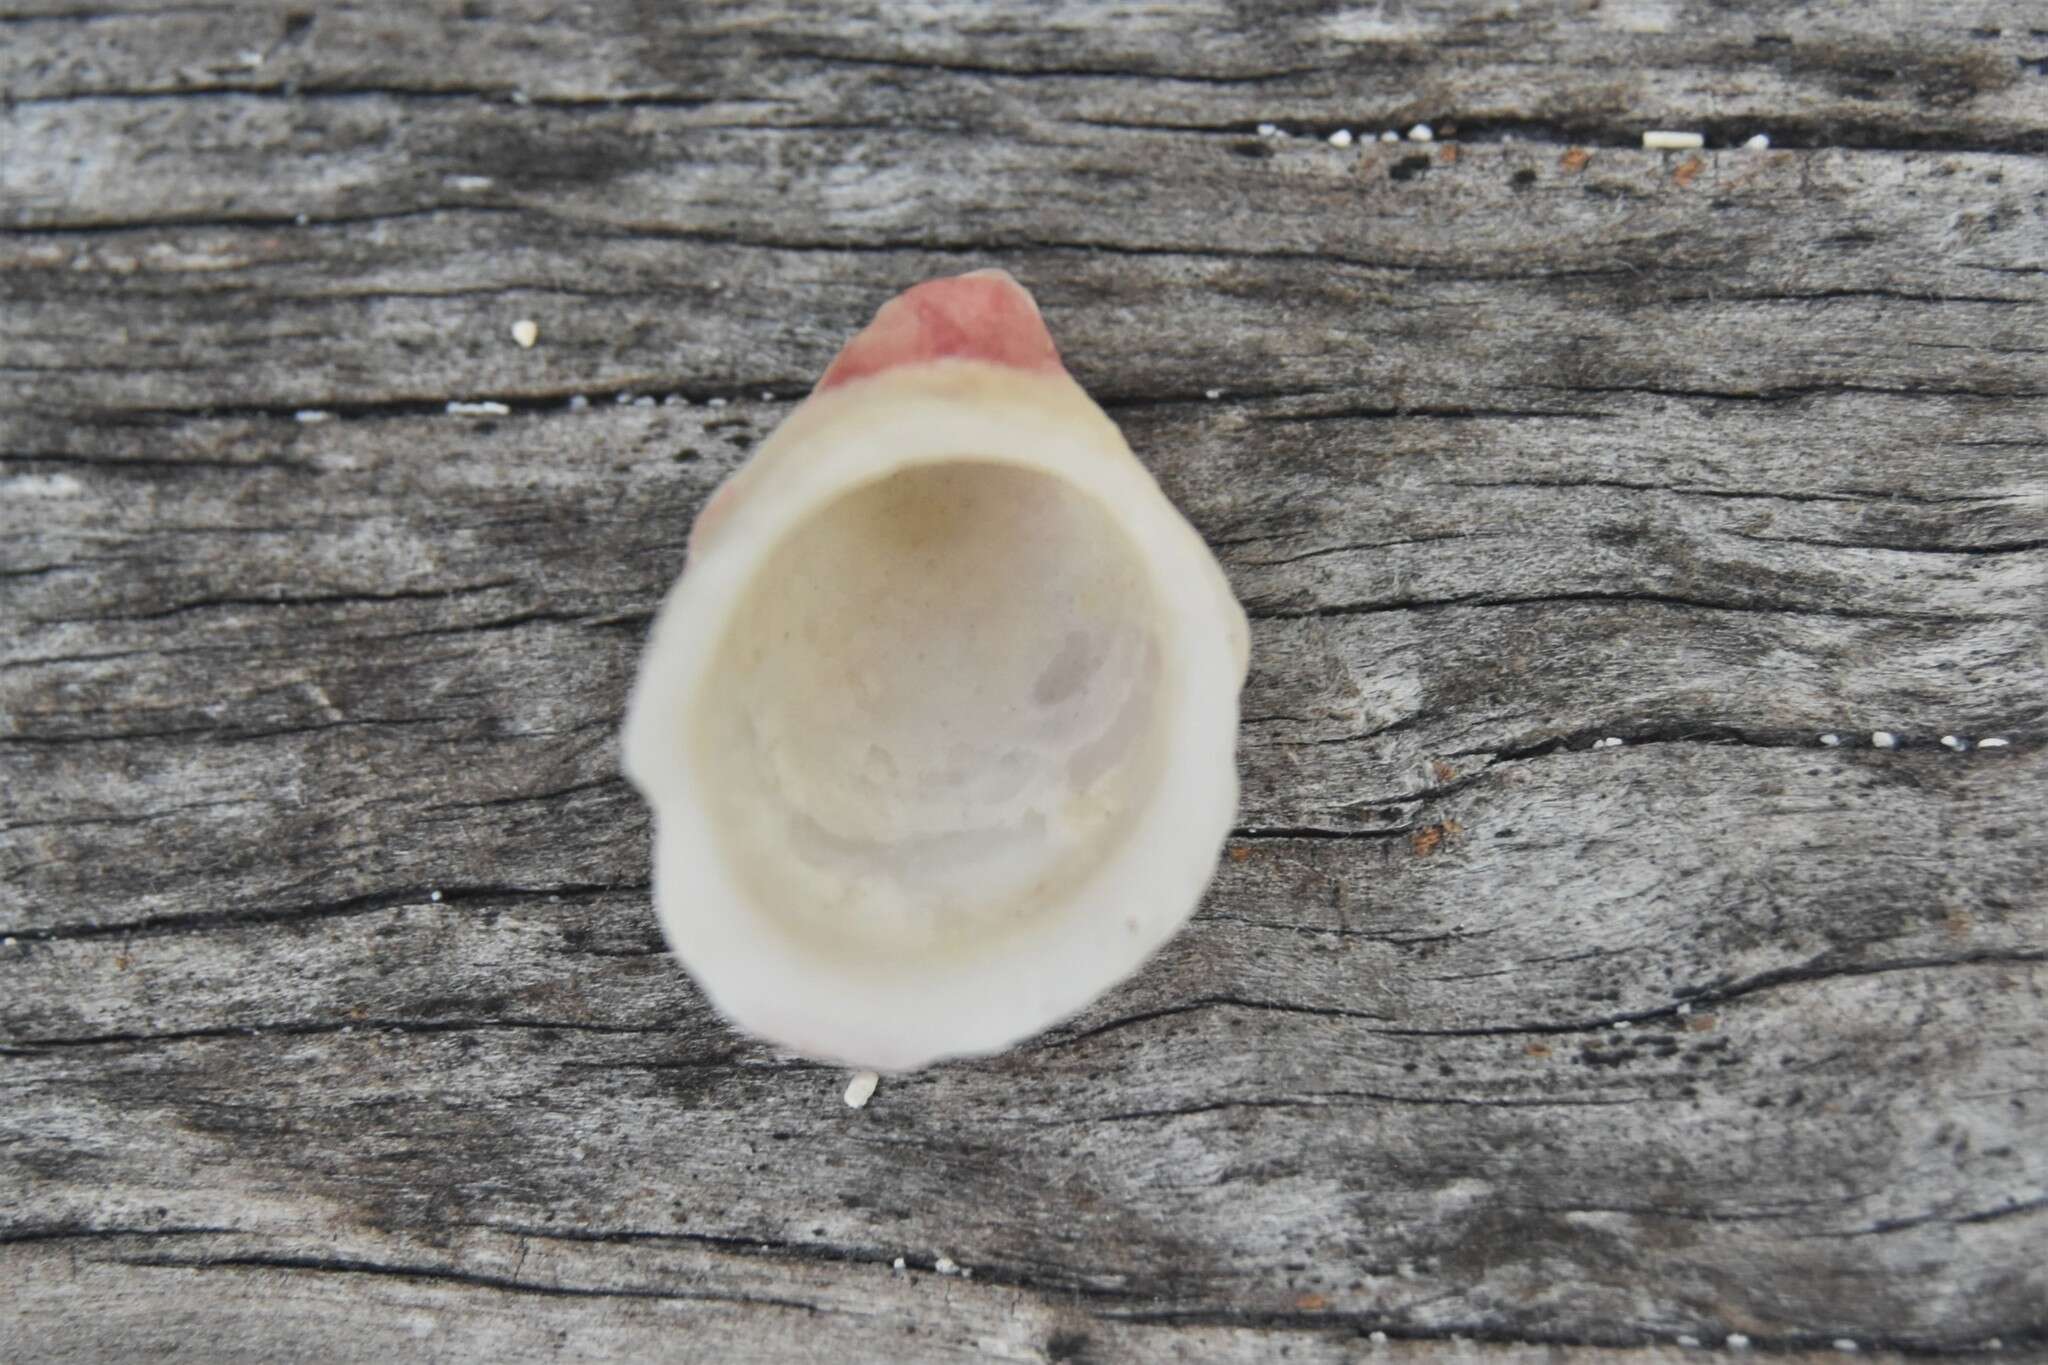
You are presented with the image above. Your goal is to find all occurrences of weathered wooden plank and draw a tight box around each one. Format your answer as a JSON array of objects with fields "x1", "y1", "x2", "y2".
[
  {"x1": 3, "y1": 1, "x2": 2045, "y2": 1360},
  {"x1": 5, "y1": 118, "x2": 2044, "y2": 416},
  {"x1": 17, "y1": 1242, "x2": 1920, "y2": 1365},
  {"x1": 4, "y1": 0, "x2": 2045, "y2": 153},
  {"x1": 4, "y1": 943, "x2": 2042, "y2": 1351}
]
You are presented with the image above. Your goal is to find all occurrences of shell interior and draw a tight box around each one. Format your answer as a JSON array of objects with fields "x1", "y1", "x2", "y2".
[{"x1": 691, "y1": 459, "x2": 1171, "y2": 959}]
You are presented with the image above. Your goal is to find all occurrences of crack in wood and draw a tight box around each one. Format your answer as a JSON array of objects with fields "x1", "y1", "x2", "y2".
[
  {"x1": 1249, "y1": 588, "x2": 2004, "y2": 624},
  {"x1": 107, "y1": 1253, "x2": 837, "y2": 1314},
  {"x1": 0, "y1": 880, "x2": 650, "y2": 944},
  {"x1": 1731, "y1": 531, "x2": 2048, "y2": 557},
  {"x1": 1432, "y1": 477, "x2": 2032, "y2": 508},
  {"x1": 2, "y1": 1015, "x2": 683, "y2": 1054},
  {"x1": 24, "y1": 579, "x2": 525, "y2": 628}
]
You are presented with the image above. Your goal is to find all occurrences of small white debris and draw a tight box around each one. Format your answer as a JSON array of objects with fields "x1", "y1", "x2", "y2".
[
  {"x1": 446, "y1": 174, "x2": 495, "y2": 191},
  {"x1": 1941, "y1": 735, "x2": 1966, "y2": 751},
  {"x1": 293, "y1": 213, "x2": 310, "y2": 227},
  {"x1": 892, "y1": 1256, "x2": 906, "y2": 1270},
  {"x1": 1369, "y1": 1331, "x2": 1389, "y2": 1345},
  {"x1": 843, "y1": 1070, "x2": 879, "y2": 1108},
  {"x1": 235, "y1": 48, "x2": 265, "y2": 68},
  {"x1": 341, "y1": 1025, "x2": 353, "y2": 1033},
  {"x1": 1380, "y1": 130, "x2": 1400, "y2": 143},
  {"x1": 760, "y1": 390, "x2": 776, "y2": 402},
  {"x1": 1256, "y1": 122, "x2": 1281, "y2": 138},
  {"x1": 1204, "y1": 388, "x2": 1223, "y2": 400},
  {"x1": 1978, "y1": 737, "x2": 2009, "y2": 748},
  {"x1": 2, "y1": 936, "x2": 16, "y2": 948},
  {"x1": 633, "y1": 396, "x2": 656, "y2": 408},
  {"x1": 662, "y1": 394, "x2": 688, "y2": 406},
  {"x1": 1744, "y1": 133, "x2": 1771, "y2": 151},
  {"x1": 1677, "y1": 1336, "x2": 1701, "y2": 1348},
  {"x1": 1328, "y1": 129, "x2": 1354, "y2": 147},
  {"x1": 1614, "y1": 1019, "x2": 1633, "y2": 1030},
  {"x1": 707, "y1": 397, "x2": 728, "y2": 409},
  {"x1": 429, "y1": 889, "x2": 442, "y2": 903},
  {"x1": 511, "y1": 319, "x2": 539, "y2": 349},
  {"x1": 1676, "y1": 1003, "x2": 1692, "y2": 1016},
  {"x1": 1407, "y1": 123, "x2": 1434, "y2": 142},
  {"x1": 567, "y1": 394, "x2": 590, "y2": 411},
  {"x1": 445, "y1": 400, "x2": 510, "y2": 416},
  {"x1": 1871, "y1": 731, "x2": 1898, "y2": 749},
  {"x1": 1603, "y1": 736, "x2": 1626, "y2": 748},
  {"x1": 510, "y1": 90, "x2": 532, "y2": 106},
  {"x1": 1643, "y1": 130, "x2": 1706, "y2": 151},
  {"x1": 1819, "y1": 733, "x2": 1842, "y2": 746},
  {"x1": 616, "y1": 392, "x2": 635, "y2": 405},
  {"x1": 293, "y1": 409, "x2": 332, "y2": 424},
  {"x1": 1727, "y1": 1334, "x2": 1752, "y2": 1351},
  {"x1": 933, "y1": 1254, "x2": 964, "y2": 1276},
  {"x1": 1834, "y1": 1341, "x2": 1859, "y2": 1354}
]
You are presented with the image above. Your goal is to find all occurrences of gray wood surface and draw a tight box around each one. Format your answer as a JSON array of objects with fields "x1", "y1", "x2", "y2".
[{"x1": 4, "y1": 3, "x2": 2045, "y2": 1360}]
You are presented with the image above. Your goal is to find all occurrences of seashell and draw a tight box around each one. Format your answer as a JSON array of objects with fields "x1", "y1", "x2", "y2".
[{"x1": 621, "y1": 270, "x2": 1250, "y2": 1071}]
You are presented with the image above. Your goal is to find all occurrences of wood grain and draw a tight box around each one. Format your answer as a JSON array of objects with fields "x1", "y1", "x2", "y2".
[{"x1": 4, "y1": 2, "x2": 2045, "y2": 1360}]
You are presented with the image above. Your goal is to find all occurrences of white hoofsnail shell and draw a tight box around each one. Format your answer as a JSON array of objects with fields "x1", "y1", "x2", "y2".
[{"x1": 622, "y1": 272, "x2": 1249, "y2": 1070}]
